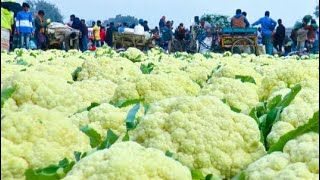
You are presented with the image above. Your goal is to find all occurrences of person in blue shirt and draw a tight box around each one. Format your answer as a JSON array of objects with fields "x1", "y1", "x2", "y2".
[
  {"x1": 16, "y1": 2, "x2": 33, "y2": 49},
  {"x1": 252, "y1": 11, "x2": 277, "y2": 55}
]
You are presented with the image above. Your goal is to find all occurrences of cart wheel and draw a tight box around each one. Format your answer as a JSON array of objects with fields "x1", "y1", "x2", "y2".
[
  {"x1": 231, "y1": 38, "x2": 255, "y2": 54},
  {"x1": 169, "y1": 39, "x2": 182, "y2": 53},
  {"x1": 187, "y1": 39, "x2": 198, "y2": 54}
]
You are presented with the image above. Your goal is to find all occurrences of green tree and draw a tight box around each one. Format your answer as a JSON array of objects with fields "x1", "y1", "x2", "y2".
[
  {"x1": 26, "y1": 0, "x2": 64, "y2": 22},
  {"x1": 315, "y1": 5, "x2": 319, "y2": 18},
  {"x1": 103, "y1": 14, "x2": 139, "y2": 27}
]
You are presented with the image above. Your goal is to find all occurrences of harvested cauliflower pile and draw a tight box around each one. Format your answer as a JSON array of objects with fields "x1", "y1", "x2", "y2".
[
  {"x1": 62, "y1": 142, "x2": 192, "y2": 180},
  {"x1": 131, "y1": 96, "x2": 266, "y2": 179},
  {"x1": 267, "y1": 88, "x2": 319, "y2": 146},
  {"x1": 2, "y1": 71, "x2": 88, "y2": 115},
  {"x1": 244, "y1": 132, "x2": 319, "y2": 180},
  {"x1": 77, "y1": 57, "x2": 141, "y2": 83},
  {"x1": 200, "y1": 77, "x2": 259, "y2": 114},
  {"x1": 112, "y1": 73, "x2": 200, "y2": 104},
  {"x1": 1, "y1": 104, "x2": 90, "y2": 180}
]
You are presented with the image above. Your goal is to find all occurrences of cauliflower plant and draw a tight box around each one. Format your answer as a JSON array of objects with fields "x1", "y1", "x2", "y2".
[
  {"x1": 131, "y1": 96, "x2": 266, "y2": 179},
  {"x1": 62, "y1": 142, "x2": 192, "y2": 180},
  {"x1": 244, "y1": 132, "x2": 319, "y2": 180},
  {"x1": 1, "y1": 104, "x2": 90, "y2": 180},
  {"x1": 267, "y1": 88, "x2": 319, "y2": 146}
]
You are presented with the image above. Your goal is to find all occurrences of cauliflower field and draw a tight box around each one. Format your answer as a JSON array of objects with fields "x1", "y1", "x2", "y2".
[{"x1": 1, "y1": 47, "x2": 319, "y2": 180}]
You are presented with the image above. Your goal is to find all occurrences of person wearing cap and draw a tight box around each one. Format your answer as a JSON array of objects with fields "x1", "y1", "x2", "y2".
[
  {"x1": 134, "y1": 19, "x2": 145, "y2": 35},
  {"x1": 34, "y1": 10, "x2": 47, "y2": 50},
  {"x1": 16, "y1": 2, "x2": 33, "y2": 49}
]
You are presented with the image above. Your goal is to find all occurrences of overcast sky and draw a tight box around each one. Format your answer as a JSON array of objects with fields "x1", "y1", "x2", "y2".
[{"x1": 17, "y1": 0, "x2": 319, "y2": 28}]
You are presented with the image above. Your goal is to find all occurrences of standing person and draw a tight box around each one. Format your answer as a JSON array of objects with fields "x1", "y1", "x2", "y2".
[
  {"x1": 175, "y1": 23, "x2": 186, "y2": 41},
  {"x1": 93, "y1": 20, "x2": 101, "y2": 47},
  {"x1": 175, "y1": 23, "x2": 186, "y2": 50},
  {"x1": 307, "y1": 19, "x2": 318, "y2": 52},
  {"x1": 314, "y1": 28, "x2": 319, "y2": 53},
  {"x1": 257, "y1": 27, "x2": 262, "y2": 44},
  {"x1": 1, "y1": 4, "x2": 14, "y2": 51},
  {"x1": 16, "y1": 2, "x2": 33, "y2": 49},
  {"x1": 296, "y1": 23, "x2": 309, "y2": 53},
  {"x1": 290, "y1": 28, "x2": 298, "y2": 52},
  {"x1": 231, "y1": 9, "x2": 249, "y2": 28},
  {"x1": 100, "y1": 26, "x2": 106, "y2": 46},
  {"x1": 252, "y1": 11, "x2": 277, "y2": 55},
  {"x1": 105, "y1": 22, "x2": 117, "y2": 47},
  {"x1": 34, "y1": 10, "x2": 47, "y2": 50},
  {"x1": 143, "y1": 20, "x2": 150, "y2": 32},
  {"x1": 160, "y1": 21, "x2": 173, "y2": 51},
  {"x1": 274, "y1": 19, "x2": 285, "y2": 54},
  {"x1": 80, "y1": 19, "x2": 88, "y2": 52},
  {"x1": 70, "y1": 14, "x2": 82, "y2": 30},
  {"x1": 159, "y1": 16, "x2": 166, "y2": 32}
]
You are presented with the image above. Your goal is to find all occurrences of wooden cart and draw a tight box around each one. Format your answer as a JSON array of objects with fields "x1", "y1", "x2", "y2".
[{"x1": 221, "y1": 27, "x2": 258, "y2": 54}]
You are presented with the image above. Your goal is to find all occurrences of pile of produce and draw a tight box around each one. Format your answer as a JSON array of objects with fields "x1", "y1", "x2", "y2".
[
  {"x1": 1, "y1": 46, "x2": 319, "y2": 180},
  {"x1": 200, "y1": 14, "x2": 231, "y2": 27}
]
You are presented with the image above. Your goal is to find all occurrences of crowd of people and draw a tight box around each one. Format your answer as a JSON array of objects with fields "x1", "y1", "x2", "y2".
[{"x1": 1, "y1": 1, "x2": 319, "y2": 55}]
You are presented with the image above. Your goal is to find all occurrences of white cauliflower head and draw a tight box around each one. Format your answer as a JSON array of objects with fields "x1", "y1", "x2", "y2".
[
  {"x1": 1, "y1": 104, "x2": 90, "y2": 180},
  {"x1": 200, "y1": 77, "x2": 259, "y2": 114},
  {"x1": 112, "y1": 73, "x2": 200, "y2": 104},
  {"x1": 62, "y1": 141, "x2": 192, "y2": 180},
  {"x1": 131, "y1": 96, "x2": 266, "y2": 178},
  {"x1": 245, "y1": 132, "x2": 319, "y2": 180}
]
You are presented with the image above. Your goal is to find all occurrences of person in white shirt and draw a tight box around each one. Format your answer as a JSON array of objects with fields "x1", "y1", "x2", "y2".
[{"x1": 134, "y1": 19, "x2": 145, "y2": 35}]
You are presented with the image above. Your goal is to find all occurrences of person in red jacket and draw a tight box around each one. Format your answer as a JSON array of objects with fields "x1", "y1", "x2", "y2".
[{"x1": 100, "y1": 26, "x2": 106, "y2": 46}]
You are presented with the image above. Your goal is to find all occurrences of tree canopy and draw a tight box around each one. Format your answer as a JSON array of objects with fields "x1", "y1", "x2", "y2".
[
  {"x1": 103, "y1": 14, "x2": 139, "y2": 27},
  {"x1": 26, "y1": 0, "x2": 64, "y2": 22},
  {"x1": 315, "y1": 5, "x2": 319, "y2": 18}
]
